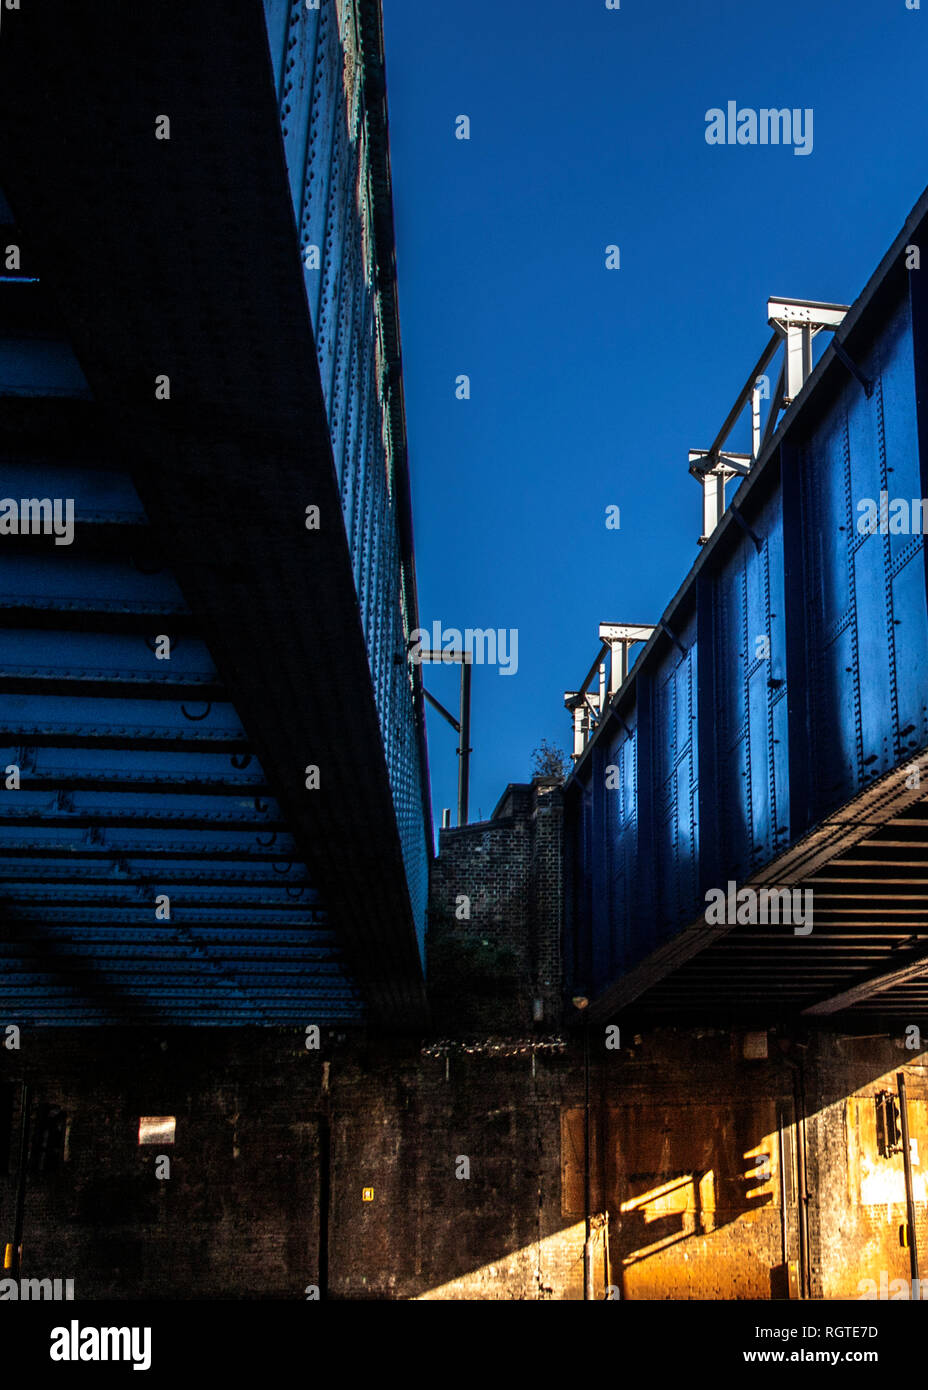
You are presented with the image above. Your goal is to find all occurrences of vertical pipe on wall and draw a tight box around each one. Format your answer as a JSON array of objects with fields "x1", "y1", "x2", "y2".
[
  {"x1": 792, "y1": 1063, "x2": 811, "y2": 1299},
  {"x1": 318, "y1": 1113, "x2": 331, "y2": 1299},
  {"x1": 777, "y1": 1103, "x2": 790, "y2": 1273},
  {"x1": 582, "y1": 1017, "x2": 593, "y2": 1300},
  {"x1": 10, "y1": 1082, "x2": 30, "y2": 1277},
  {"x1": 598, "y1": 1040, "x2": 610, "y2": 1299},
  {"x1": 783, "y1": 1050, "x2": 811, "y2": 1298},
  {"x1": 896, "y1": 1071, "x2": 921, "y2": 1296}
]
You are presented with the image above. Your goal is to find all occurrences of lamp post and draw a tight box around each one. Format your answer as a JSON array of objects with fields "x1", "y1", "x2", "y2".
[{"x1": 420, "y1": 650, "x2": 473, "y2": 827}]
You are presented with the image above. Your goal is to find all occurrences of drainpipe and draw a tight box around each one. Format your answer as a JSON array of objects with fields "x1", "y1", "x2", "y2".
[
  {"x1": 792, "y1": 1062, "x2": 811, "y2": 1299},
  {"x1": 896, "y1": 1071, "x2": 921, "y2": 1298},
  {"x1": 582, "y1": 1014, "x2": 593, "y2": 1300},
  {"x1": 571, "y1": 996, "x2": 594, "y2": 1299},
  {"x1": 598, "y1": 1047, "x2": 610, "y2": 1298},
  {"x1": 777, "y1": 1105, "x2": 789, "y2": 1272},
  {"x1": 318, "y1": 1113, "x2": 330, "y2": 1299},
  {"x1": 782, "y1": 1053, "x2": 811, "y2": 1298},
  {"x1": 319, "y1": 1060, "x2": 332, "y2": 1299},
  {"x1": 8, "y1": 1082, "x2": 30, "y2": 1277}
]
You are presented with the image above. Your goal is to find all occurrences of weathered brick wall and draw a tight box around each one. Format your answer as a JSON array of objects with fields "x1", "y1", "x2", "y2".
[
  {"x1": 0, "y1": 1029, "x2": 583, "y2": 1301},
  {"x1": 804, "y1": 1033, "x2": 928, "y2": 1301},
  {"x1": 0, "y1": 1030, "x2": 322, "y2": 1299},
  {"x1": 427, "y1": 778, "x2": 563, "y2": 1033},
  {"x1": 2, "y1": 1026, "x2": 926, "y2": 1300},
  {"x1": 529, "y1": 781, "x2": 564, "y2": 1023}
]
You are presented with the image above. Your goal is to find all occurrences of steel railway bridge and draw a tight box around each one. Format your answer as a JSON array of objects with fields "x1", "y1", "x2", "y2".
[
  {"x1": 0, "y1": 0, "x2": 431, "y2": 1029},
  {"x1": 564, "y1": 188, "x2": 928, "y2": 1033}
]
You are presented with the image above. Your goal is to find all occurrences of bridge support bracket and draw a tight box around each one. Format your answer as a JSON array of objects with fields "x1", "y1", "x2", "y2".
[
  {"x1": 832, "y1": 340, "x2": 873, "y2": 398},
  {"x1": 658, "y1": 620, "x2": 687, "y2": 656},
  {"x1": 728, "y1": 503, "x2": 763, "y2": 552}
]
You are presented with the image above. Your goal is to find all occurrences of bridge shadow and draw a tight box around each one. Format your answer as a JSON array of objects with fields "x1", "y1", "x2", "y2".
[
  {"x1": 2, "y1": 1025, "x2": 926, "y2": 1300},
  {"x1": 413, "y1": 1032, "x2": 928, "y2": 1301}
]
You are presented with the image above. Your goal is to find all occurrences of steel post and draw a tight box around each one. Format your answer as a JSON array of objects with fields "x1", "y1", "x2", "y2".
[{"x1": 897, "y1": 1071, "x2": 921, "y2": 1296}]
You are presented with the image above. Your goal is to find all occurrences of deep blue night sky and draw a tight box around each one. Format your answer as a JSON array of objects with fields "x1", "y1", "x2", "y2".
[{"x1": 381, "y1": 0, "x2": 928, "y2": 830}]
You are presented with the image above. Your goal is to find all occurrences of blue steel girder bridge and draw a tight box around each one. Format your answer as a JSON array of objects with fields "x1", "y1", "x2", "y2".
[
  {"x1": 0, "y1": 1, "x2": 431, "y2": 1027},
  {"x1": 566, "y1": 187, "x2": 928, "y2": 1032}
]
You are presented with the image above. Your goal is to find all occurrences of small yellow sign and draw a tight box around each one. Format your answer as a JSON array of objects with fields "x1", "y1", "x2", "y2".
[{"x1": 362, "y1": 1187, "x2": 374, "y2": 1202}]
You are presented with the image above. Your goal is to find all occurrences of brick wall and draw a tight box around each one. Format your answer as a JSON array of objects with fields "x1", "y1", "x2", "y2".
[
  {"x1": 427, "y1": 777, "x2": 563, "y2": 1034},
  {"x1": 2, "y1": 1025, "x2": 926, "y2": 1300}
]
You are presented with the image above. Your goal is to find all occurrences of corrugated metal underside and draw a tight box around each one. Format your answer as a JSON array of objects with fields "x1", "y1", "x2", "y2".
[
  {"x1": 0, "y1": 401, "x2": 363, "y2": 1026},
  {"x1": 0, "y1": 0, "x2": 427, "y2": 1026},
  {"x1": 618, "y1": 777, "x2": 928, "y2": 1027}
]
